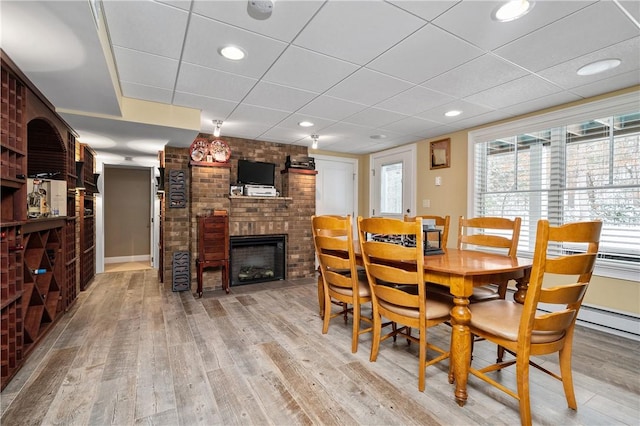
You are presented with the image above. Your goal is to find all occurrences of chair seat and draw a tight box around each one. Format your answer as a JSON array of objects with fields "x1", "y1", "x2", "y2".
[
  {"x1": 379, "y1": 297, "x2": 451, "y2": 320},
  {"x1": 329, "y1": 279, "x2": 371, "y2": 298},
  {"x1": 469, "y1": 285, "x2": 501, "y2": 302},
  {"x1": 426, "y1": 282, "x2": 502, "y2": 302},
  {"x1": 470, "y1": 300, "x2": 565, "y2": 344}
]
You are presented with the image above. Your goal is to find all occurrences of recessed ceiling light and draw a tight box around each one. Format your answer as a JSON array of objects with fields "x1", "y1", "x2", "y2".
[
  {"x1": 219, "y1": 46, "x2": 246, "y2": 60},
  {"x1": 370, "y1": 134, "x2": 387, "y2": 140},
  {"x1": 298, "y1": 121, "x2": 314, "y2": 127},
  {"x1": 492, "y1": 0, "x2": 534, "y2": 22},
  {"x1": 445, "y1": 110, "x2": 462, "y2": 117},
  {"x1": 577, "y1": 59, "x2": 622, "y2": 76}
]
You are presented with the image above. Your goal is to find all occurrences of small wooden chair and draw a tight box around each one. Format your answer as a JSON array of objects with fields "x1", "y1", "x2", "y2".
[
  {"x1": 312, "y1": 215, "x2": 372, "y2": 353},
  {"x1": 458, "y1": 216, "x2": 522, "y2": 302},
  {"x1": 467, "y1": 220, "x2": 602, "y2": 426},
  {"x1": 196, "y1": 211, "x2": 229, "y2": 297},
  {"x1": 358, "y1": 216, "x2": 451, "y2": 392},
  {"x1": 404, "y1": 214, "x2": 451, "y2": 251}
]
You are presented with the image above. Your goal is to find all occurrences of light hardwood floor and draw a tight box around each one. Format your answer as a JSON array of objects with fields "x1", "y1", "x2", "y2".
[{"x1": 1, "y1": 270, "x2": 638, "y2": 425}]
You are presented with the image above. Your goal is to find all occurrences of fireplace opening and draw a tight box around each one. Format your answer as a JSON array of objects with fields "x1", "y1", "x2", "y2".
[{"x1": 229, "y1": 235, "x2": 286, "y2": 286}]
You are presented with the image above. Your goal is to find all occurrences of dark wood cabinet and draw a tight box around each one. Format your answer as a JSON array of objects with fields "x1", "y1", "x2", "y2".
[
  {"x1": 79, "y1": 144, "x2": 96, "y2": 290},
  {"x1": 196, "y1": 211, "x2": 229, "y2": 297},
  {"x1": 1, "y1": 50, "x2": 80, "y2": 390}
]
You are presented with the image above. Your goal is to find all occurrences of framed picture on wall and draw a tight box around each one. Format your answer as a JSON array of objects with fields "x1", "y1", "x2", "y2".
[{"x1": 430, "y1": 138, "x2": 450, "y2": 169}]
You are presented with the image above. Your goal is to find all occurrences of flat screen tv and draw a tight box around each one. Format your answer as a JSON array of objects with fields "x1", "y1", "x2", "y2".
[{"x1": 237, "y1": 159, "x2": 276, "y2": 186}]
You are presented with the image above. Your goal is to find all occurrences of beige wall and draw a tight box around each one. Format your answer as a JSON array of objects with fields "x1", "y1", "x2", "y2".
[
  {"x1": 104, "y1": 167, "x2": 151, "y2": 258},
  {"x1": 326, "y1": 87, "x2": 640, "y2": 316}
]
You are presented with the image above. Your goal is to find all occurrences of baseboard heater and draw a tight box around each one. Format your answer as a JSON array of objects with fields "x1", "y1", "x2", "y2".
[{"x1": 506, "y1": 289, "x2": 640, "y2": 342}]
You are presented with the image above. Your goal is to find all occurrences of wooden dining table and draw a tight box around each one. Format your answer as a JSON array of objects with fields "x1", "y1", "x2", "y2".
[{"x1": 316, "y1": 247, "x2": 533, "y2": 406}]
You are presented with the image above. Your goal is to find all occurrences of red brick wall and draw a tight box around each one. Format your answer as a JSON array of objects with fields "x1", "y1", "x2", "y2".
[{"x1": 162, "y1": 136, "x2": 315, "y2": 292}]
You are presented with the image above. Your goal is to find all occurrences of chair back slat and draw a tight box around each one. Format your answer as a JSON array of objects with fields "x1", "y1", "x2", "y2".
[
  {"x1": 538, "y1": 283, "x2": 588, "y2": 305},
  {"x1": 458, "y1": 216, "x2": 521, "y2": 257},
  {"x1": 545, "y1": 254, "x2": 597, "y2": 276},
  {"x1": 533, "y1": 309, "x2": 576, "y2": 332}
]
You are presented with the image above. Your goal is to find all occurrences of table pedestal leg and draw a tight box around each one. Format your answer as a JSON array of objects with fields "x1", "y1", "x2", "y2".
[
  {"x1": 451, "y1": 296, "x2": 471, "y2": 406},
  {"x1": 513, "y1": 268, "x2": 531, "y2": 304}
]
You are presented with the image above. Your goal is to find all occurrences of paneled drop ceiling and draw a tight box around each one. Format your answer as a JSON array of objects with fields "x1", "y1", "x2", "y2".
[{"x1": 2, "y1": 0, "x2": 639, "y2": 167}]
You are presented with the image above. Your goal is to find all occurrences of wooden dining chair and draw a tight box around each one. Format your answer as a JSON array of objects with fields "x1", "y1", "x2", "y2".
[
  {"x1": 466, "y1": 220, "x2": 602, "y2": 426},
  {"x1": 458, "y1": 216, "x2": 522, "y2": 302},
  {"x1": 312, "y1": 215, "x2": 372, "y2": 353},
  {"x1": 404, "y1": 214, "x2": 450, "y2": 250},
  {"x1": 358, "y1": 216, "x2": 451, "y2": 392}
]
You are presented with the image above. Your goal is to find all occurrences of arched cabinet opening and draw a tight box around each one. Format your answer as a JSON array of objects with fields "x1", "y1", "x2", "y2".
[{"x1": 27, "y1": 118, "x2": 67, "y2": 178}]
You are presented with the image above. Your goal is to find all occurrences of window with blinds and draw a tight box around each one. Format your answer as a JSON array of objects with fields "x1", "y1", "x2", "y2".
[{"x1": 472, "y1": 110, "x2": 640, "y2": 277}]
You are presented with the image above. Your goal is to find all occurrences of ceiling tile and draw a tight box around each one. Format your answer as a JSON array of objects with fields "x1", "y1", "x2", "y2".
[
  {"x1": 276, "y1": 113, "x2": 335, "y2": 132},
  {"x1": 537, "y1": 38, "x2": 640, "y2": 89},
  {"x1": 102, "y1": 0, "x2": 189, "y2": 59},
  {"x1": 495, "y1": 2, "x2": 639, "y2": 72},
  {"x1": 464, "y1": 75, "x2": 563, "y2": 109},
  {"x1": 297, "y1": 95, "x2": 368, "y2": 121},
  {"x1": 326, "y1": 68, "x2": 413, "y2": 105},
  {"x1": 293, "y1": 1, "x2": 426, "y2": 65},
  {"x1": 173, "y1": 92, "x2": 238, "y2": 120},
  {"x1": 182, "y1": 14, "x2": 288, "y2": 79},
  {"x1": 368, "y1": 24, "x2": 483, "y2": 84},
  {"x1": 113, "y1": 47, "x2": 178, "y2": 90},
  {"x1": 500, "y1": 92, "x2": 583, "y2": 117},
  {"x1": 417, "y1": 101, "x2": 495, "y2": 124},
  {"x1": 617, "y1": 1, "x2": 640, "y2": 21},
  {"x1": 448, "y1": 109, "x2": 515, "y2": 130},
  {"x1": 379, "y1": 116, "x2": 441, "y2": 136},
  {"x1": 226, "y1": 104, "x2": 290, "y2": 127},
  {"x1": 259, "y1": 127, "x2": 312, "y2": 144},
  {"x1": 192, "y1": 0, "x2": 324, "y2": 42},
  {"x1": 388, "y1": 1, "x2": 460, "y2": 21},
  {"x1": 432, "y1": 1, "x2": 595, "y2": 51},
  {"x1": 343, "y1": 107, "x2": 409, "y2": 128},
  {"x1": 176, "y1": 62, "x2": 257, "y2": 102},
  {"x1": 421, "y1": 53, "x2": 528, "y2": 98},
  {"x1": 242, "y1": 81, "x2": 318, "y2": 112},
  {"x1": 263, "y1": 46, "x2": 359, "y2": 93},
  {"x1": 376, "y1": 86, "x2": 455, "y2": 116},
  {"x1": 568, "y1": 70, "x2": 640, "y2": 99}
]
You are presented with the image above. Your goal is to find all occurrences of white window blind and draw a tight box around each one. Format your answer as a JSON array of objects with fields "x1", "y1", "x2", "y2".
[{"x1": 470, "y1": 93, "x2": 640, "y2": 280}]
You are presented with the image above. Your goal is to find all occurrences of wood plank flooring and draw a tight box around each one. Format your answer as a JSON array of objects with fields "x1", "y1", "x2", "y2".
[{"x1": 1, "y1": 270, "x2": 638, "y2": 425}]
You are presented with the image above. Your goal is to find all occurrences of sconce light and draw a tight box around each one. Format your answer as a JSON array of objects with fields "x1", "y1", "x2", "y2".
[
  {"x1": 213, "y1": 120, "x2": 223, "y2": 138},
  {"x1": 75, "y1": 161, "x2": 85, "y2": 191},
  {"x1": 93, "y1": 173, "x2": 101, "y2": 194},
  {"x1": 311, "y1": 134, "x2": 319, "y2": 150},
  {"x1": 156, "y1": 167, "x2": 165, "y2": 193}
]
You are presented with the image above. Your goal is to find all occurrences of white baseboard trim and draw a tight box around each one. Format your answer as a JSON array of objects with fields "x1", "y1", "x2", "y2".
[{"x1": 105, "y1": 255, "x2": 150, "y2": 264}]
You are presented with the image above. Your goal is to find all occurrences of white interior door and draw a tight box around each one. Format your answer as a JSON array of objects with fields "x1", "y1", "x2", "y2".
[
  {"x1": 370, "y1": 144, "x2": 416, "y2": 219},
  {"x1": 315, "y1": 155, "x2": 357, "y2": 218}
]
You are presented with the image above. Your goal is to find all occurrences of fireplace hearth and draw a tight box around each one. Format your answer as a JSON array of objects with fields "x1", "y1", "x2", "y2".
[{"x1": 229, "y1": 235, "x2": 286, "y2": 286}]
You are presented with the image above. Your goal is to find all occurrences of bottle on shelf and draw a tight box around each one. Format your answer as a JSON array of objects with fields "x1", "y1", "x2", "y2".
[
  {"x1": 32, "y1": 268, "x2": 47, "y2": 275},
  {"x1": 9, "y1": 244, "x2": 24, "y2": 252}
]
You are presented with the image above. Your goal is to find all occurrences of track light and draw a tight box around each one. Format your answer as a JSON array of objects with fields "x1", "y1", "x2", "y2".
[
  {"x1": 213, "y1": 120, "x2": 223, "y2": 138},
  {"x1": 311, "y1": 134, "x2": 319, "y2": 150}
]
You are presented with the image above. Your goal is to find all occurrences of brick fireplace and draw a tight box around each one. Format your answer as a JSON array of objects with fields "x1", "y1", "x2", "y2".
[{"x1": 161, "y1": 137, "x2": 316, "y2": 293}]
